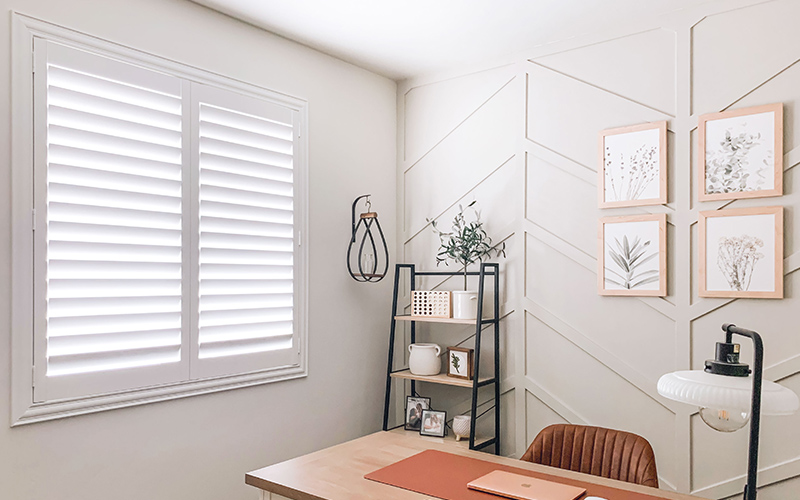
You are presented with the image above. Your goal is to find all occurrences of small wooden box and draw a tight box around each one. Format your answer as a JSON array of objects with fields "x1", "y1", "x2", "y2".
[{"x1": 411, "y1": 290, "x2": 451, "y2": 318}]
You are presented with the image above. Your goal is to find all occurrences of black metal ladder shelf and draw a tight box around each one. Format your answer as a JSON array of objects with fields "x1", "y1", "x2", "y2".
[{"x1": 381, "y1": 263, "x2": 501, "y2": 455}]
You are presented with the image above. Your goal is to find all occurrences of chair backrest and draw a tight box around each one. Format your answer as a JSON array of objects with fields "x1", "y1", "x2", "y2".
[{"x1": 520, "y1": 424, "x2": 659, "y2": 488}]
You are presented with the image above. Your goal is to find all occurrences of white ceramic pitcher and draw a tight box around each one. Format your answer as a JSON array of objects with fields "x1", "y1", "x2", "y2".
[{"x1": 408, "y1": 343, "x2": 442, "y2": 376}]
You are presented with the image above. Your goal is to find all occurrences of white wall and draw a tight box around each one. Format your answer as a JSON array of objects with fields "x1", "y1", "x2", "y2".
[
  {"x1": 0, "y1": 1, "x2": 396, "y2": 499},
  {"x1": 398, "y1": 0, "x2": 800, "y2": 498}
]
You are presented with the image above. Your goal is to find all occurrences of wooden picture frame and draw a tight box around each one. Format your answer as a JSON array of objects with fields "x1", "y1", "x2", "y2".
[
  {"x1": 419, "y1": 409, "x2": 447, "y2": 438},
  {"x1": 446, "y1": 347, "x2": 473, "y2": 380},
  {"x1": 404, "y1": 396, "x2": 430, "y2": 431},
  {"x1": 598, "y1": 214, "x2": 667, "y2": 297},
  {"x1": 698, "y1": 103, "x2": 783, "y2": 202},
  {"x1": 699, "y1": 206, "x2": 783, "y2": 299},
  {"x1": 598, "y1": 121, "x2": 668, "y2": 208}
]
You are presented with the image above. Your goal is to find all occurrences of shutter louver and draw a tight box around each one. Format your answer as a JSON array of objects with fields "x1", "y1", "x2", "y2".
[
  {"x1": 195, "y1": 91, "x2": 299, "y2": 376},
  {"x1": 36, "y1": 42, "x2": 187, "y2": 400}
]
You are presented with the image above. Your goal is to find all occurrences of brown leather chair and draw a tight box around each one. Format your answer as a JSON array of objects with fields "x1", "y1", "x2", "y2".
[{"x1": 521, "y1": 424, "x2": 659, "y2": 488}]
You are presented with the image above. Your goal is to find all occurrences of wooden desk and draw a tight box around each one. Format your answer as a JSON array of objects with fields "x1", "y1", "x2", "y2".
[{"x1": 246, "y1": 430, "x2": 709, "y2": 500}]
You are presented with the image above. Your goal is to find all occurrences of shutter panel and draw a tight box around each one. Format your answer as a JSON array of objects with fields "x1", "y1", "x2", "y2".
[
  {"x1": 33, "y1": 41, "x2": 189, "y2": 400},
  {"x1": 192, "y1": 84, "x2": 300, "y2": 378}
]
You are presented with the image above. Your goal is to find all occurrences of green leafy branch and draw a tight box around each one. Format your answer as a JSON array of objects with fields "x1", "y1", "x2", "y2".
[
  {"x1": 451, "y1": 353, "x2": 461, "y2": 374},
  {"x1": 428, "y1": 201, "x2": 506, "y2": 290}
]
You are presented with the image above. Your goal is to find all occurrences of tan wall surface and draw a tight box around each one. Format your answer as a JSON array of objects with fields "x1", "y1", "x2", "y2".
[{"x1": 398, "y1": 1, "x2": 800, "y2": 498}]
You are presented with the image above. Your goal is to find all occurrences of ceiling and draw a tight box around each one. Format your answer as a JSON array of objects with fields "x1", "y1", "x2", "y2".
[{"x1": 190, "y1": 0, "x2": 712, "y2": 81}]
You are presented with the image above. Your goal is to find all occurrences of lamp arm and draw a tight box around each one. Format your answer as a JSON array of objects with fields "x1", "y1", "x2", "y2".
[{"x1": 722, "y1": 324, "x2": 763, "y2": 500}]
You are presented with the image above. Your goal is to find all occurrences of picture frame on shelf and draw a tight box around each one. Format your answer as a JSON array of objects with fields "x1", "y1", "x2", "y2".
[
  {"x1": 699, "y1": 206, "x2": 783, "y2": 299},
  {"x1": 698, "y1": 103, "x2": 783, "y2": 202},
  {"x1": 598, "y1": 121, "x2": 668, "y2": 208},
  {"x1": 419, "y1": 409, "x2": 447, "y2": 438},
  {"x1": 404, "y1": 396, "x2": 431, "y2": 431},
  {"x1": 447, "y1": 347, "x2": 473, "y2": 380},
  {"x1": 598, "y1": 213, "x2": 667, "y2": 297}
]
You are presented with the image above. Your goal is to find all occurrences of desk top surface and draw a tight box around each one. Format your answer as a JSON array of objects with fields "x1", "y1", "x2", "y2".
[{"x1": 245, "y1": 430, "x2": 709, "y2": 500}]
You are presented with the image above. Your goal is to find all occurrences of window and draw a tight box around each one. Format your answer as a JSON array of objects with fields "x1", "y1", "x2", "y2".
[{"x1": 11, "y1": 16, "x2": 307, "y2": 424}]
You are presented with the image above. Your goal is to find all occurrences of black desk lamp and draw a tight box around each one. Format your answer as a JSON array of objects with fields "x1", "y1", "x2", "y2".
[{"x1": 657, "y1": 324, "x2": 798, "y2": 500}]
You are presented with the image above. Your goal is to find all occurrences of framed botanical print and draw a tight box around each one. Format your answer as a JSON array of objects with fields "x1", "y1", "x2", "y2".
[
  {"x1": 598, "y1": 214, "x2": 667, "y2": 297},
  {"x1": 598, "y1": 121, "x2": 668, "y2": 208},
  {"x1": 699, "y1": 206, "x2": 783, "y2": 299},
  {"x1": 446, "y1": 347, "x2": 473, "y2": 380},
  {"x1": 698, "y1": 103, "x2": 783, "y2": 201}
]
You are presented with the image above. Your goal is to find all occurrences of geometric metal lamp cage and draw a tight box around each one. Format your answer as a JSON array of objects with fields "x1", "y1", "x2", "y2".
[{"x1": 346, "y1": 194, "x2": 389, "y2": 283}]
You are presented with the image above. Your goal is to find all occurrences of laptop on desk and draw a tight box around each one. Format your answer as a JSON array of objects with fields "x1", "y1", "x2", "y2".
[{"x1": 467, "y1": 470, "x2": 587, "y2": 500}]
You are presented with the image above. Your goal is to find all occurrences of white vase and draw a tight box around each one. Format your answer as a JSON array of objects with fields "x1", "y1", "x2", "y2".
[
  {"x1": 452, "y1": 291, "x2": 478, "y2": 319},
  {"x1": 408, "y1": 343, "x2": 442, "y2": 376},
  {"x1": 452, "y1": 415, "x2": 471, "y2": 441}
]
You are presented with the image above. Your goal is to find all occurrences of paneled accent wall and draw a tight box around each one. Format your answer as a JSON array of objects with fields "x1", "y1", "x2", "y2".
[
  {"x1": 397, "y1": 62, "x2": 522, "y2": 445},
  {"x1": 397, "y1": 1, "x2": 800, "y2": 499}
]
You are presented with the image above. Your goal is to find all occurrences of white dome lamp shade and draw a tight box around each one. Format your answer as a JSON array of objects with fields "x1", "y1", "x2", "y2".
[{"x1": 657, "y1": 324, "x2": 799, "y2": 500}]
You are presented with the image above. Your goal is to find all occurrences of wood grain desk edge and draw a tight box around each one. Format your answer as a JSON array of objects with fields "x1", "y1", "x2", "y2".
[{"x1": 245, "y1": 431, "x2": 709, "y2": 500}]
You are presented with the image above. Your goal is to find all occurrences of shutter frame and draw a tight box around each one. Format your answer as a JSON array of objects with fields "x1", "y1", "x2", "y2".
[{"x1": 15, "y1": 16, "x2": 308, "y2": 423}]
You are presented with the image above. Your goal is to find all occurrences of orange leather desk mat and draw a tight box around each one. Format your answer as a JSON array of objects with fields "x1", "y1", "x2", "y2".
[{"x1": 365, "y1": 449, "x2": 668, "y2": 500}]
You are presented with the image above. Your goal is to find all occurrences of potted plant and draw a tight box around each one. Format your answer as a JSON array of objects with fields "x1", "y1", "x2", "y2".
[{"x1": 429, "y1": 201, "x2": 505, "y2": 319}]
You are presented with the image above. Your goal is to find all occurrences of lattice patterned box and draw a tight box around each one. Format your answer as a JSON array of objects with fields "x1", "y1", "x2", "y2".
[{"x1": 411, "y1": 291, "x2": 452, "y2": 318}]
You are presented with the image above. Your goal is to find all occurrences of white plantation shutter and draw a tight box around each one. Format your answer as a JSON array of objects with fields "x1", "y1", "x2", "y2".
[
  {"x1": 25, "y1": 37, "x2": 307, "y2": 410},
  {"x1": 193, "y1": 84, "x2": 300, "y2": 378},
  {"x1": 29, "y1": 37, "x2": 305, "y2": 407},
  {"x1": 33, "y1": 40, "x2": 189, "y2": 401}
]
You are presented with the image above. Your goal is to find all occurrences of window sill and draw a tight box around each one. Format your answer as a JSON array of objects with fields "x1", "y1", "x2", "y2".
[{"x1": 13, "y1": 364, "x2": 306, "y2": 426}]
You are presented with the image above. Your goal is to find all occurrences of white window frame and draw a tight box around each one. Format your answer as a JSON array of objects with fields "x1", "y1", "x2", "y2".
[{"x1": 10, "y1": 13, "x2": 309, "y2": 425}]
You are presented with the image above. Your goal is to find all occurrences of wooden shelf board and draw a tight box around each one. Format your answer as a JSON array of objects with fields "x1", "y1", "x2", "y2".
[
  {"x1": 387, "y1": 426, "x2": 493, "y2": 450},
  {"x1": 390, "y1": 369, "x2": 491, "y2": 388},
  {"x1": 394, "y1": 315, "x2": 485, "y2": 325}
]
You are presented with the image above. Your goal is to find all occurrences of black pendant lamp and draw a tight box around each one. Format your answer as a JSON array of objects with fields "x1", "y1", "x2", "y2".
[{"x1": 347, "y1": 194, "x2": 389, "y2": 282}]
